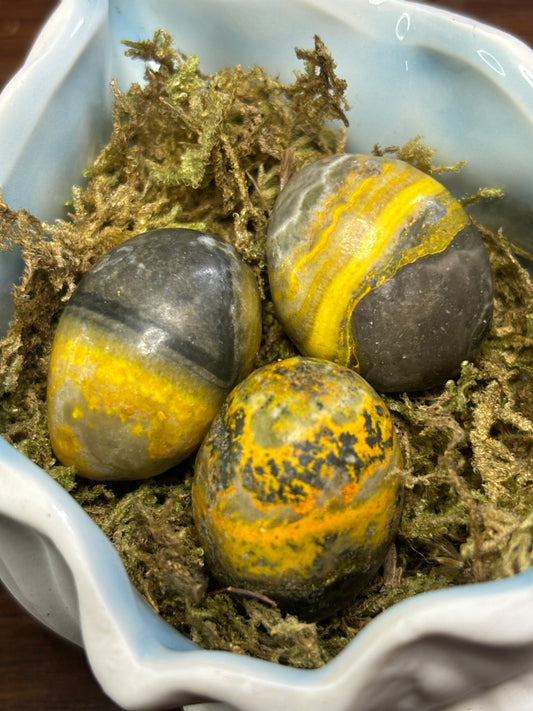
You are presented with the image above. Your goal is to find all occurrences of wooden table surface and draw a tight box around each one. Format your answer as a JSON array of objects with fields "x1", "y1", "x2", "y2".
[{"x1": 2, "y1": 1, "x2": 533, "y2": 709}]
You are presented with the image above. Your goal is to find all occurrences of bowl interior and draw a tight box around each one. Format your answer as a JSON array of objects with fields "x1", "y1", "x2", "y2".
[
  {"x1": 1, "y1": 1, "x2": 533, "y2": 709},
  {"x1": 2, "y1": 0, "x2": 533, "y2": 239}
]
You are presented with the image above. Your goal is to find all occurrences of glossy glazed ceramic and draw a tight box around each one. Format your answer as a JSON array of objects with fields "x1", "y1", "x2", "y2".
[{"x1": 1, "y1": 1, "x2": 533, "y2": 709}]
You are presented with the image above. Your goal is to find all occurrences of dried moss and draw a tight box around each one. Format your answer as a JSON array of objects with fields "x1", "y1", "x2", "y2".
[{"x1": 1, "y1": 31, "x2": 533, "y2": 669}]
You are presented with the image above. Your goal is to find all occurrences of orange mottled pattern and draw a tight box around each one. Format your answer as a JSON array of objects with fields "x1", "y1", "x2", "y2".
[{"x1": 192, "y1": 357, "x2": 403, "y2": 618}]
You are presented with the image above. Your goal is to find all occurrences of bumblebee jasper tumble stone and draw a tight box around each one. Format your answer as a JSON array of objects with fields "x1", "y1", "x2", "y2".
[
  {"x1": 47, "y1": 228, "x2": 261, "y2": 480},
  {"x1": 267, "y1": 153, "x2": 494, "y2": 392},
  {"x1": 192, "y1": 356, "x2": 403, "y2": 619}
]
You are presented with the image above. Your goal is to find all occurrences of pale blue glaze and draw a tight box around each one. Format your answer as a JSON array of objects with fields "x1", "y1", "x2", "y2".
[{"x1": 1, "y1": 2, "x2": 533, "y2": 709}]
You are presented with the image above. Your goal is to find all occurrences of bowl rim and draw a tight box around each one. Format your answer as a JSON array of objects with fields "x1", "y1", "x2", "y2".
[{"x1": 2, "y1": 1, "x2": 533, "y2": 709}]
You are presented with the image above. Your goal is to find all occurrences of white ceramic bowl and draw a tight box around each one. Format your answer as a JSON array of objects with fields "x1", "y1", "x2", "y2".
[{"x1": 1, "y1": 1, "x2": 533, "y2": 709}]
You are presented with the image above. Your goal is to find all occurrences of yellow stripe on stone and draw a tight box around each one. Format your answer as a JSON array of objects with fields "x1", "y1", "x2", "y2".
[
  {"x1": 276, "y1": 159, "x2": 470, "y2": 364},
  {"x1": 195, "y1": 473, "x2": 399, "y2": 582},
  {"x1": 47, "y1": 313, "x2": 225, "y2": 478}
]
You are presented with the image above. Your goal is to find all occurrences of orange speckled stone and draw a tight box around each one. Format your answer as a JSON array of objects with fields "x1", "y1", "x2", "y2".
[{"x1": 192, "y1": 356, "x2": 403, "y2": 619}]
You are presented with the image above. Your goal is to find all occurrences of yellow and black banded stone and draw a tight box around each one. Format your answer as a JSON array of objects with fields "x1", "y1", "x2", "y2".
[
  {"x1": 266, "y1": 154, "x2": 494, "y2": 392},
  {"x1": 47, "y1": 228, "x2": 262, "y2": 480},
  {"x1": 192, "y1": 356, "x2": 403, "y2": 619}
]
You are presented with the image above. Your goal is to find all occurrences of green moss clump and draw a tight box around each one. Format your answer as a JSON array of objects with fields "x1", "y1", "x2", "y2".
[{"x1": 1, "y1": 31, "x2": 533, "y2": 669}]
